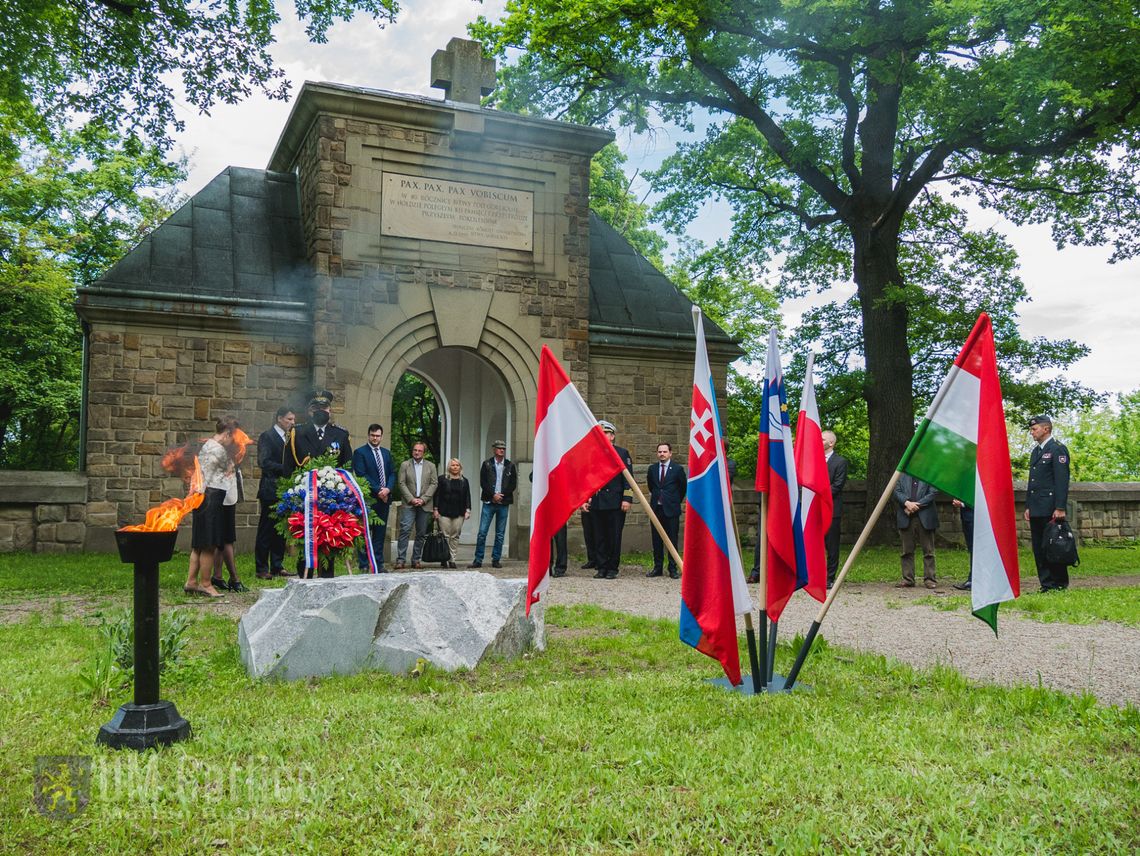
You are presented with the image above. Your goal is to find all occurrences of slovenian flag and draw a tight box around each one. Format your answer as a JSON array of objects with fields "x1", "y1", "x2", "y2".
[
  {"x1": 680, "y1": 307, "x2": 753, "y2": 686},
  {"x1": 794, "y1": 354, "x2": 830, "y2": 603},
  {"x1": 898, "y1": 313, "x2": 1019, "y2": 633},
  {"x1": 527, "y1": 346, "x2": 627, "y2": 614},
  {"x1": 755, "y1": 329, "x2": 808, "y2": 622}
]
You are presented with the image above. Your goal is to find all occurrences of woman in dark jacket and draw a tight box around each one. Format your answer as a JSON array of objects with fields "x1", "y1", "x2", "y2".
[{"x1": 433, "y1": 458, "x2": 471, "y2": 568}]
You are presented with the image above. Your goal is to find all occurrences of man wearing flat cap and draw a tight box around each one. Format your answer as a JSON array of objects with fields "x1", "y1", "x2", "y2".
[
  {"x1": 469, "y1": 440, "x2": 518, "y2": 569},
  {"x1": 1025, "y1": 415, "x2": 1071, "y2": 591},
  {"x1": 585, "y1": 420, "x2": 633, "y2": 580},
  {"x1": 282, "y1": 390, "x2": 352, "y2": 578}
]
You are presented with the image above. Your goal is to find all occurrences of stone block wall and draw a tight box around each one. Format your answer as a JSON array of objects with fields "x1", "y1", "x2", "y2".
[
  {"x1": 0, "y1": 472, "x2": 88, "y2": 553},
  {"x1": 83, "y1": 327, "x2": 311, "y2": 550}
]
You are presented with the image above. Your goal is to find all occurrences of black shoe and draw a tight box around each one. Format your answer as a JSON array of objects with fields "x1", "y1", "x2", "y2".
[
  {"x1": 747, "y1": 572, "x2": 759, "y2": 584},
  {"x1": 551, "y1": 568, "x2": 566, "y2": 578},
  {"x1": 448, "y1": 562, "x2": 457, "y2": 569},
  {"x1": 668, "y1": 569, "x2": 680, "y2": 579},
  {"x1": 468, "y1": 562, "x2": 482, "y2": 568},
  {"x1": 952, "y1": 582, "x2": 971, "y2": 591},
  {"x1": 228, "y1": 580, "x2": 249, "y2": 593},
  {"x1": 646, "y1": 569, "x2": 663, "y2": 578},
  {"x1": 582, "y1": 561, "x2": 596, "y2": 570},
  {"x1": 271, "y1": 569, "x2": 295, "y2": 577},
  {"x1": 210, "y1": 577, "x2": 229, "y2": 591},
  {"x1": 492, "y1": 560, "x2": 503, "y2": 569},
  {"x1": 605, "y1": 571, "x2": 618, "y2": 579},
  {"x1": 592, "y1": 571, "x2": 607, "y2": 579}
]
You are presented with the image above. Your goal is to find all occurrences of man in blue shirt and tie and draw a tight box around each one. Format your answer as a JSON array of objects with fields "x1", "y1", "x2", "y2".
[{"x1": 352, "y1": 423, "x2": 395, "y2": 571}]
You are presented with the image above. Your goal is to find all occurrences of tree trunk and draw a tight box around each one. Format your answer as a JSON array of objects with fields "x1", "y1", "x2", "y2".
[{"x1": 851, "y1": 220, "x2": 915, "y2": 543}]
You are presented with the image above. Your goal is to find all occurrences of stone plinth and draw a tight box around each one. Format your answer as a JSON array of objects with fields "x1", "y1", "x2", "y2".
[{"x1": 238, "y1": 572, "x2": 544, "y2": 680}]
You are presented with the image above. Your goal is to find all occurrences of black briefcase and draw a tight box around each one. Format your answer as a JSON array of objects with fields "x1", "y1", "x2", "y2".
[{"x1": 1044, "y1": 519, "x2": 1080, "y2": 567}]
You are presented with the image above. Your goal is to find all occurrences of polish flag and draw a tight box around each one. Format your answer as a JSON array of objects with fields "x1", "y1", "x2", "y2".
[
  {"x1": 528, "y1": 346, "x2": 626, "y2": 614},
  {"x1": 794, "y1": 353, "x2": 831, "y2": 603}
]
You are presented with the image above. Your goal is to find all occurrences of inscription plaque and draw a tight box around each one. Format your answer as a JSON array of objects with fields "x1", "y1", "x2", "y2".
[{"x1": 381, "y1": 172, "x2": 533, "y2": 251}]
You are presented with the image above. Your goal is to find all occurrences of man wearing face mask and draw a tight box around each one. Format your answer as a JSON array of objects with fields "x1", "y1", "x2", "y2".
[
  {"x1": 282, "y1": 390, "x2": 351, "y2": 578},
  {"x1": 282, "y1": 390, "x2": 352, "y2": 477}
]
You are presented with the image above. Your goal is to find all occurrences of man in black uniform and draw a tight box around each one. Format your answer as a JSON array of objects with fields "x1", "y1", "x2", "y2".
[
  {"x1": 254, "y1": 405, "x2": 295, "y2": 579},
  {"x1": 1025, "y1": 414, "x2": 1071, "y2": 591},
  {"x1": 282, "y1": 390, "x2": 352, "y2": 577},
  {"x1": 586, "y1": 420, "x2": 633, "y2": 580}
]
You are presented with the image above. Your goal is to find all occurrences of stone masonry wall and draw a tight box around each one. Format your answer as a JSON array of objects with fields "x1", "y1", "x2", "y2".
[
  {"x1": 292, "y1": 113, "x2": 595, "y2": 409},
  {"x1": 83, "y1": 327, "x2": 310, "y2": 550}
]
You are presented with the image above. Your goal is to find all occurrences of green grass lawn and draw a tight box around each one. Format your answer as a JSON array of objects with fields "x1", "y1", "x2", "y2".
[
  {"x1": 2, "y1": 602, "x2": 1137, "y2": 853},
  {"x1": 918, "y1": 586, "x2": 1140, "y2": 628}
]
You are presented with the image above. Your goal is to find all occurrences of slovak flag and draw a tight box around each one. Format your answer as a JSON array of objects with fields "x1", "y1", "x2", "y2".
[
  {"x1": 528, "y1": 346, "x2": 627, "y2": 615},
  {"x1": 793, "y1": 353, "x2": 830, "y2": 603},
  {"x1": 680, "y1": 307, "x2": 754, "y2": 686},
  {"x1": 755, "y1": 329, "x2": 808, "y2": 622}
]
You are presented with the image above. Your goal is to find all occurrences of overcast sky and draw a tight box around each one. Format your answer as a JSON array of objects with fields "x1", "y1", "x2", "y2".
[{"x1": 169, "y1": 1, "x2": 1139, "y2": 399}]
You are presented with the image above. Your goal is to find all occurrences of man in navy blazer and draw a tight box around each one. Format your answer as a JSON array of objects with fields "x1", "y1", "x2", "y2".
[
  {"x1": 255, "y1": 405, "x2": 295, "y2": 579},
  {"x1": 893, "y1": 474, "x2": 939, "y2": 588},
  {"x1": 352, "y1": 423, "x2": 395, "y2": 572},
  {"x1": 647, "y1": 442, "x2": 687, "y2": 579}
]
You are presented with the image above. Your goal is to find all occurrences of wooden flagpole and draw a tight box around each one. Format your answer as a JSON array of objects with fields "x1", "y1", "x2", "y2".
[{"x1": 783, "y1": 469, "x2": 904, "y2": 690}]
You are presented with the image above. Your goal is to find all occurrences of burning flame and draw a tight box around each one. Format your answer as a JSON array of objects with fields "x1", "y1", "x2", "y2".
[
  {"x1": 120, "y1": 451, "x2": 205, "y2": 533},
  {"x1": 231, "y1": 427, "x2": 253, "y2": 465}
]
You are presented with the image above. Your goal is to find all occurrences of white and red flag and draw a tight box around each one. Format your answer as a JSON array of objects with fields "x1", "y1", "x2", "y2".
[
  {"x1": 793, "y1": 353, "x2": 830, "y2": 602},
  {"x1": 527, "y1": 345, "x2": 626, "y2": 614},
  {"x1": 897, "y1": 313, "x2": 1019, "y2": 632}
]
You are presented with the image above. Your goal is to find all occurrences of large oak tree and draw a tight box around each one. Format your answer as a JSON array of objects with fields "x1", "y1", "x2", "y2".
[{"x1": 475, "y1": 0, "x2": 1140, "y2": 498}]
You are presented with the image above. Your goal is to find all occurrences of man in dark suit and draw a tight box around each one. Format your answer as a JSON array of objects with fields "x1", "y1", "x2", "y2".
[
  {"x1": 352, "y1": 423, "x2": 395, "y2": 572},
  {"x1": 254, "y1": 405, "x2": 295, "y2": 579},
  {"x1": 893, "y1": 474, "x2": 939, "y2": 588},
  {"x1": 1025, "y1": 414, "x2": 1072, "y2": 591},
  {"x1": 587, "y1": 420, "x2": 633, "y2": 580},
  {"x1": 646, "y1": 441, "x2": 686, "y2": 579},
  {"x1": 822, "y1": 430, "x2": 848, "y2": 588},
  {"x1": 282, "y1": 390, "x2": 351, "y2": 577}
]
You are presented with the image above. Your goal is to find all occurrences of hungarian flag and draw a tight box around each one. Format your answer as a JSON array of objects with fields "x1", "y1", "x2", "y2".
[
  {"x1": 528, "y1": 346, "x2": 626, "y2": 614},
  {"x1": 680, "y1": 307, "x2": 753, "y2": 686},
  {"x1": 898, "y1": 313, "x2": 1019, "y2": 633},
  {"x1": 755, "y1": 329, "x2": 808, "y2": 622},
  {"x1": 794, "y1": 353, "x2": 830, "y2": 603}
]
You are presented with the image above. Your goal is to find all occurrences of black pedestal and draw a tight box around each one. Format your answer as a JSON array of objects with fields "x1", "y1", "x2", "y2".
[{"x1": 96, "y1": 700, "x2": 191, "y2": 751}]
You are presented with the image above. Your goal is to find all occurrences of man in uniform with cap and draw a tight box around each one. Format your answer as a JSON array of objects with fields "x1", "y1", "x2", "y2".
[
  {"x1": 586, "y1": 420, "x2": 633, "y2": 580},
  {"x1": 282, "y1": 390, "x2": 352, "y2": 577},
  {"x1": 1026, "y1": 415, "x2": 1071, "y2": 591},
  {"x1": 470, "y1": 440, "x2": 518, "y2": 569}
]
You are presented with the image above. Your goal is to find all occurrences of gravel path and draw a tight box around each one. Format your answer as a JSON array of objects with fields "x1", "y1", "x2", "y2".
[
  {"x1": 4, "y1": 563, "x2": 1136, "y2": 706},
  {"x1": 512, "y1": 563, "x2": 1140, "y2": 707}
]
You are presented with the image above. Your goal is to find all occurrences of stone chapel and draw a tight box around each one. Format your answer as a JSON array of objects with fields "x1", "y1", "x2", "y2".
[{"x1": 75, "y1": 39, "x2": 739, "y2": 554}]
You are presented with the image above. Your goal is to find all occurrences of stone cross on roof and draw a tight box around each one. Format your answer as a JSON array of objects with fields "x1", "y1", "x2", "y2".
[{"x1": 430, "y1": 37, "x2": 496, "y2": 105}]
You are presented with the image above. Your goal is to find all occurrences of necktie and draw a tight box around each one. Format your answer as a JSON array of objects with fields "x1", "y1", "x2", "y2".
[
  {"x1": 317, "y1": 427, "x2": 324, "y2": 442},
  {"x1": 660, "y1": 463, "x2": 666, "y2": 483},
  {"x1": 374, "y1": 447, "x2": 385, "y2": 487},
  {"x1": 910, "y1": 477, "x2": 918, "y2": 501}
]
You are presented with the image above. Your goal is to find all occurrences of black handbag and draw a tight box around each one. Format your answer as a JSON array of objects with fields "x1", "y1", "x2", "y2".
[
  {"x1": 1044, "y1": 519, "x2": 1080, "y2": 567},
  {"x1": 421, "y1": 521, "x2": 451, "y2": 564}
]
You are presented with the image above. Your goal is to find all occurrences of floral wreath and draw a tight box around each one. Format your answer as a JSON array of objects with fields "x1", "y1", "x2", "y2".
[{"x1": 274, "y1": 452, "x2": 380, "y2": 574}]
